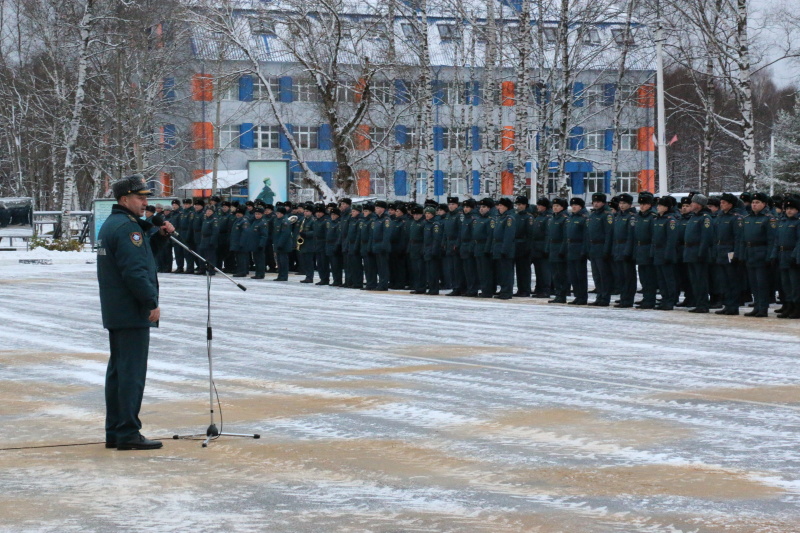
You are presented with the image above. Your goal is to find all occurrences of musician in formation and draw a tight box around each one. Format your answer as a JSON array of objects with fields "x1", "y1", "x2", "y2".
[{"x1": 161, "y1": 191, "x2": 800, "y2": 319}]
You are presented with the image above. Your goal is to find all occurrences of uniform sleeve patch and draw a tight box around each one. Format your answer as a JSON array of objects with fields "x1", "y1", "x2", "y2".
[
  {"x1": 130, "y1": 232, "x2": 143, "y2": 247},
  {"x1": 434, "y1": 225, "x2": 439, "y2": 233},
  {"x1": 607, "y1": 215, "x2": 613, "y2": 224},
  {"x1": 669, "y1": 220, "x2": 676, "y2": 230},
  {"x1": 490, "y1": 220, "x2": 496, "y2": 229},
  {"x1": 771, "y1": 220, "x2": 777, "y2": 229},
  {"x1": 507, "y1": 218, "x2": 513, "y2": 227},
  {"x1": 385, "y1": 219, "x2": 391, "y2": 227},
  {"x1": 704, "y1": 218, "x2": 711, "y2": 228}
]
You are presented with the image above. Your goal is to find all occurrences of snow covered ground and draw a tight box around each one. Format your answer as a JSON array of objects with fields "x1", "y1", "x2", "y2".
[{"x1": 1, "y1": 250, "x2": 800, "y2": 532}]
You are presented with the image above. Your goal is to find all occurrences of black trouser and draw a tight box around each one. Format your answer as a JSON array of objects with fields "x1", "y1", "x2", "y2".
[
  {"x1": 781, "y1": 267, "x2": 800, "y2": 304},
  {"x1": 236, "y1": 252, "x2": 250, "y2": 276},
  {"x1": 198, "y1": 246, "x2": 216, "y2": 275},
  {"x1": 410, "y1": 252, "x2": 426, "y2": 291},
  {"x1": 300, "y1": 252, "x2": 315, "y2": 281},
  {"x1": 276, "y1": 252, "x2": 289, "y2": 280},
  {"x1": 328, "y1": 252, "x2": 342, "y2": 285},
  {"x1": 476, "y1": 253, "x2": 494, "y2": 295},
  {"x1": 376, "y1": 252, "x2": 390, "y2": 290},
  {"x1": 590, "y1": 256, "x2": 613, "y2": 304},
  {"x1": 157, "y1": 242, "x2": 172, "y2": 272},
  {"x1": 568, "y1": 258, "x2": 588, "y2": 301},
  {"x1": 461, "y1": 255, "x2": 478, "y2": 295},
  {"x1": 106, "y1": 327, "x2": 150, "y2": 443},
  {"x1": 514, "y1": 251, "x2": 532, "y2": 296},
  {"x1": 677, "y1": 261, "x2": 693, "y2": 304},
  {"x1": 688, "y1": 262, "x2": 710, "y2": 310},
  {"x1": 747, "y1": 263, "x2": 770, "y2": 313},
  {"x1": 174, "y1": 240, "x2": 185, "y2": 270},
  {"x1": 265, "y1": 243, "x2": 276, "y2": 271},
  {"x1": 390, "y1": 252, "x2": 407, "y2": 288},
  {"x1": 717, "y1": 262, "x2": 740, "y2": 312},
  {"x1": 364, "y1": 253, "x2": 378, "y2": 289},
  {"x1": 637, "y1": 263, "x2": 658, "y2": 306},
  {"x1": 349, "y1": 253, "x2": 364, "y2": 288},
  {"x1": 443, "y1": 253, "x2": 456, "y2": 289},
  {"x1": 551, "y1": 260, "x2": 568, "y2": 300},
  {"x1": 185, "y1": 241, "x2": 196, "y2": 272},
  {"x1": 614, "y1": 259, "x2": 637, "y2": 305},
  {"x1": 656, "y1": 263, "x2": 677, "y2": 308},
  {"x1": 495, "y1": 256, "x2": 514, "y2": 298},
  {"x1": 216, "y1": 242, "x2": 228, "y2": 270},
  {"x1": 532, "y1": 255, "x2": 551, "y2": 294},
  {"x1": 253, "y1": 247, "x2": 266, "y2": 277},
  {"x1": 316, "y1": 251, "x2": 329, "y2": 283},
  {"x1": 425, "y1": 257, "x2": 441, "y2": 293}
]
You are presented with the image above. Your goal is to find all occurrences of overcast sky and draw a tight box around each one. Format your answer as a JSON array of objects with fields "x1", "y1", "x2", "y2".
[{"x1": 751, "y1": 0, "x2": 799, "y2": 88}]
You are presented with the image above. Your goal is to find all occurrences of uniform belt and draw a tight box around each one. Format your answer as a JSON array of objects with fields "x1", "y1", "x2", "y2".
[
  {"x1": 410, "y1": 239, "x2": 422, "y2": 243},
  {"x1": 568, "y1": 239, "x2": 583, "y2": 243},
  {"x1": 474, "y1": 239, "x2": 486, "y2": 243},
  {"x1": 590, "y1": 240, "x2": 604, "y2": 244},
  {"x1": 746, "y1": 242, "x2": 766, "y2": 247},
  {"x1": 717, "y1": 241, "x2": 732, "y2": 245},
  {"x1": 615, "y1": 239, "x2": 627, "y2": 244},
  {"x1": 654, "y1": 244, "x2": 665, "y2": 248},
  {"x1": 550, "y1": 240, "x2": 563, "y2": 244},
  {"x1": 685, "y1": 242, "x2": 699, "y2": 247},
  {"x1": 780, "y1": 246, "x2": 795, "y2": 251},
  {"x1": 637, "y1": 241, "x2": 651, "y2": 245}
]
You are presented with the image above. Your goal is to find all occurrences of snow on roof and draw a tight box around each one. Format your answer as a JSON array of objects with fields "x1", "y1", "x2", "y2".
[{"x1": 178, "y1": 169, "x2": 248, "y2": 190}]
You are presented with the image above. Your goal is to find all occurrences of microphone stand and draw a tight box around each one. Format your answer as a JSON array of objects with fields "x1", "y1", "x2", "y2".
[{"x1": 166, "y1": 230, "x2": 260, "y2": 447}]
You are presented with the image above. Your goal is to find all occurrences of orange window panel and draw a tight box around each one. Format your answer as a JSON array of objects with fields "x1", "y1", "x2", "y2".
[
  {"x1": 159, "y1": 172, "x2": 173, "y2": 196},
  {"x1": 192, "y1": 74, "x2": 213, "y2": 101},
  {"x1": 501, "y1": 126, "x2": 515, "y2": 152},
  {"x1": 501, "y1": 170, "x2": 514, "y2": 195},
  {"x1": 637, "y1": 83, "x2": 655, "y2": 108},
  {"x1": 193, "y1": 169, "x2": 211, "y2": 180},
  {"x1": 638, "y1": 170, "x2": 655, "y2": 193},
  {"x1": 192, "y1": 122, "x2": 214, "y2": 150},
  {"x1": 637, "y1": 127, "x2": 654, "y2": 151},
  {"x1": 356, "y1": 170, "x2": 370, "y2": 196},
  {"x1": 501, "y1": 81, "x2": 515, "y2": 106},
  {"x1": 354, "y1": 78, "x2": 367, "y2": 103},
  {"x1": 354, "y1": 125, "x2": 371, "y2": 151}
]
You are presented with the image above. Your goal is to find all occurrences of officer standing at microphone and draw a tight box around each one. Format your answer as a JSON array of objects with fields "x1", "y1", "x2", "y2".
[{"x1": 96, "y1": 175, "x2": 174, "y2": 450}]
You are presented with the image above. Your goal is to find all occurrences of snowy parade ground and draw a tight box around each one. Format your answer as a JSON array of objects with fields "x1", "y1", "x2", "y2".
[{"x1": 2, "y1": 250, "x2": 800, "y2": 532}]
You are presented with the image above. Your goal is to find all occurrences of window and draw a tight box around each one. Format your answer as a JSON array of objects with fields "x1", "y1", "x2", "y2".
[
  {"x1": 370, "y1": 175, "x2": 386, "y2": 195},
  {"x1": 585, "y1": 131, "x2": 604, "y2": 150},
  {"x1": 612, "y1": 28, "x2": 636, "y2": 47},
  {"x1": 444, "y1": 173, "x2": 467, "y2": 195},
  {"x1": 584, "y1": 84, "x2": 603, "y2": 107},
  {"x1": 367, "y1": 23, "x2": 388, "y2": 41},
  {"x1": 547, "y1": 172, "x2": 559, "y2": 194},
  {"x1": 615, "y1": 172, "x2": 638, "y2": 193},
  {"x1": 438, "y1": 24, "x2": 458, "y2": 40},
  {"x1": 293, "y1": 79, "x2": 319, "y2": 102},
  {"x1": 370, "y1": 127, "x2": 389, "y2": 145},
  {"x1": 442, "y1": 127, "x2": 467, "y2": 150},
  {"x1": 403, "y1": 127, "x2": 417, "y2": 149},
  {"x1": 543, "y1": 27, "x2": 557, "y2": 43},
  {"x1": 253, "y1": 76, "x2": 280, "y2": 100},
  {"x1": 583, "y1": 27, "x2": 601, "y2": 45},
  {"x1": 473, "y1": 23, "x2": 488, "y2": 43},
  {"x1": 295, "y1": 126, "x2": 318, "y2": 149},
  {"x1": 249, "y1": 18, "x2": 276, "y2": 37},
  {"x1": 291, "y1": 171, "x2": 304, "y2": 184},
  {"x1": 433, "y1": 81, "x2": 465, "y2": 105},
  {"x1": 220, "y1": 124, "x2": 238, "y2": 148},
  {"x1": 401, "y1": 23, "x2": 418, "y2": 41},
  {"x1": 584, "y1": 172, "x2": 605, "y2": 193},
  {"x1": 255, "y1": 125, "x2": 280, "y2": 149},
  {"x1": 620, "y1": 129, "x2": 637, "y2": 150},
  {"x1": 337, "y1": 84, "x2": 356, "y2": 103},
  {"x1": 415, "y1": 173, "x2": 427, "y2": 195},
  {"x1": 219, "y1": 81, "x2": 238, "y2": 101},
  {"x1": 372, "y1": 80, "x2": 392, "y2": 104},
  {"x1": 482, "y1": 178, "x2": 497, "y2": 195}
]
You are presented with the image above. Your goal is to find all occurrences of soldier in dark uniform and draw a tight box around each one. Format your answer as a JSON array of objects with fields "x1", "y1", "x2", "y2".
[
  {"x1": 313, "y1": 205, "x2": 330, "y2": 285},
  {"x1": 512, "y1": 197, "x2": 533, "y2": 297},
  {"x1": 633, "y1": 193, "x2": 657, "y2": 309},
  {"x1": 390, "y1": 204, "x2": 409, "y2": 289},
  {"x1": 586, "y1": 193, "x2": 614, "y2": 306},
  {"x1": 459, "y1": 199, "x2": 478, "y2": 297},
  {"x1": 338, "y1": 199, "x2": 353, "y2": 287},
  {"x1": 611, "y1": 193, "x2": 636, "y2": 308},
  {"x1": 214, "y1": 201, "x2": 231, "y2": 272},
  {"x1": 97, "y1": 175, "x2": 174, "y2": 450},
  {"x1": 272, "y1": 207, "x2": 292, "y2": 281},
  {"x1": 566, "y1": 197, "x2": 589, "y2": 305},
  {"x1": 250, "y1": 207, "x2": 269, "y2": 279},
  {"x1": 546, "y1": 197, "x2": 569, "y2": 303},
  {"x1": 263, "y1": 204, "x2": 277, "y2": 273},
  {"x1": 531, "y1": 197, "x2": 552, "y2": 298},
  {"x1": 652, "y1": 197, "x2": 679, "y2": 310},
  {"x1": 492, "y1": 197, "x2": 516, "y2": 300},
  {"x1": 325, "y1": 208, "x2": 343, "y2": 286},
  {"x1": 407, "y1": 205, "x2": 427, "y2": 294},
  {"x1": 676, "y1": 196, "x2": 694, "y2": 306},
  {"x1": 167, "y1": 200, "x2": 183, "y2": 272},
  {"x1": 296, "y1": 205, "x2": 315, "y2": 283},
  {"x1": 144, "y1": 205, "x2": 155, "y2": 223},
  {"x1": 423, "y1": 206, "x2": 444, "y2": 295},
  {"x1": 348, "y1": 204, "x2": 364, "y2": 289},
  {"x1": 442, "y1": 197, "x2": 464, "y2": 296},
  {"x1": 683, "y1": 194, "x2": 714, "y2": 313},
  {"x1": 158, "y1": 203, "x2": 177, "y2": 272},
  {"x1": 474, "y1": 198, "x2": 495, "y2": 298},
  {"x1": 361, "y1": 203, "x2": 377, "y2": 290},
  {"x1": 372, "y1": 200, "x2": 392, "y2": 291},
  {"x1": 198, "y1": 205, "x2": 220, "y2": 275},
  {"x1": 714, "y1": 193, "x2": 744, "y2": 315},
  {"x1": 230, "y1": 207, "x2": 250, "y2": 278},
  {"x1": 737, "y1": 192, "x2": 777, "y2": 317},
  {"x1": 190, "y1": 199, "x2": 206, "y2": 274},
  {"x1": 772, "y1": 197, "x2": 800, "y2": 318},
  {"x1": 177, "y1": 199, "x2": 195, "y2": 273}
]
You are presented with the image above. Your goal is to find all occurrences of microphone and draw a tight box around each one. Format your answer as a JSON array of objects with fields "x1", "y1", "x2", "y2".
[{"x1": 152, "y1": 214, "x2": 179, "y2": 237}]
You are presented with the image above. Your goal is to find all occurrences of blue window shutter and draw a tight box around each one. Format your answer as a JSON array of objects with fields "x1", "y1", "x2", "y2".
[
  {"x1": 604, "y1": 170, "x2": 612, "y2": 193},
  {"x1": 569, "y1": 126, "x2": 584, "y2": 150},
  {"x1": 472, "y1": 170, "x2": 481, "y2": 195},
  {"x1": 603, "y1": 83, "x2": 616, "y2": 106},
  {"x1": 163, "y1": 124, "x2": 177, "y2": 149},
  {"x1": 279, "y1": 77, "x2": 293, "y2": 103},
  {"x1": 472, "y1": 81, "x2": 481, "y2": 106},
  {"x1": 571, "y1": 172, "x2": 585, "y2": 194},
  {"x1": 163, "y1": 77, "x2": 175, "y2": 101},
  {"x1": 239, "y1": 76, "x2": 253, "y2": 102},
  {"x1": 394, "y1": 170, "x2": 407, "y2": 196},
  {"x1": 279, "y1": 124, "x2": 293, "y2": 153},
  {"x1": 433, "y1": 126, "x2": 444, "y2": 151},
  {"x1": 573, "y1": 82, "x2": 585, "y2": 107},
  {"x1": 318, "y1": 124, "x2": 333, "y2": 150},
  {"x1": 470, "y1": 126, "x2": 481, "y2": 151},
  {"x1": 239, "y1": 123, "x2": 254, "y2": 149},
  {"x1": 395, "y1": 79, "x2": 409, "y2": 104},
  {"x1": 434, "y1": 170, "x2": 444, "y2": 196},
  {"x1": 395, "y1": 125, "x2": 408, "y2": 146},
  {"x1": 604, "y1": 128, "x2": 614, "y2": 151}
]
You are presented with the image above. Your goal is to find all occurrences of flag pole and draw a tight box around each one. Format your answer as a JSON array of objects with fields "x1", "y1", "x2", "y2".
[{"x1": 655, "y1": 0, "x2": 669, "y2": 195}]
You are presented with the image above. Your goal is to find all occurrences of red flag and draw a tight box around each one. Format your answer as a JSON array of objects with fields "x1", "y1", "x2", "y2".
[{"x1": 668, "y1": 134, "x2": 678, "y2": 146}]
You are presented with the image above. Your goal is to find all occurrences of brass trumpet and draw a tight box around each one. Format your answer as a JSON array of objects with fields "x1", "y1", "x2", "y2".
[{"x1": 296, "y1": 218, "x2": 306, "y2": 251}]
